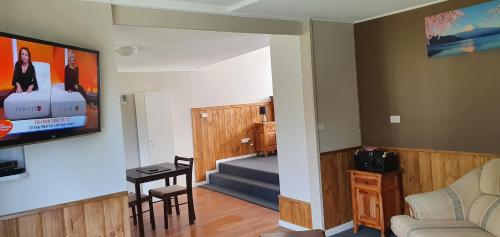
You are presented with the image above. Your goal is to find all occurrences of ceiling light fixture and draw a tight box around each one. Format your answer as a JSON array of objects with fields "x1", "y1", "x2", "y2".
[{"x1": 116, "y1": 46, "x2": 142, "y2": 57}]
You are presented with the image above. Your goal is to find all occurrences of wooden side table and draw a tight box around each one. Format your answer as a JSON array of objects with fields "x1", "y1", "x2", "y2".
[
  {"x1": 254, "y1": 122, "x2": 277, "y2": 156},
  {"x1": 348, "y1": 170, "x2": 402, "y2": 237}
]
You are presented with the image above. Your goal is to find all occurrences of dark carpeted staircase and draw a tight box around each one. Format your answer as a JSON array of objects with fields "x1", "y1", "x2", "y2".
[{"x1": 199, "y1": 156, "x2": 280, "y2": 211}]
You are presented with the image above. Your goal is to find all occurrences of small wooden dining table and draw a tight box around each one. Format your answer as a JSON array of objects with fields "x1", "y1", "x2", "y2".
[{"x1": 126, "y1": 162, "x2": 195, "y2": 237}]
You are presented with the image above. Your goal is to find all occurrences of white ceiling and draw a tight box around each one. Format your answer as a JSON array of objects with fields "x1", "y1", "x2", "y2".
[
  {"x1": 110, "y1": 0, "x2": 449, "y2": 71},
  {"x1": 113, "y1": 25, "x2": 269, "y2": 72},
  {"x1": 91, "y1": 0, "x2": 447, "y2": 23}
]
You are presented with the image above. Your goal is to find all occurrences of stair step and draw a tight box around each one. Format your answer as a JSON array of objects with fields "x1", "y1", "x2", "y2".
[
  {"x1": 218, "y1": 162, "x2": 279, "y2": 185},
  {"x1": 199, "y1": 184, "x2": 279, "y2": 211},
  {"x1": 208, "y1": 172, "x2": 280, "y2": 203}
]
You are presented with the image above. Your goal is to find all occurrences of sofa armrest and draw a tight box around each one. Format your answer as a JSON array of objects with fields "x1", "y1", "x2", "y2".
[{"x1": 405, "y1": 190, "x2": 456, "y2": 220}]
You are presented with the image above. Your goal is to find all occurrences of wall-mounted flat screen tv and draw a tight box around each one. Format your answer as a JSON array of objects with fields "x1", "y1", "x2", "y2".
[{"x1": 0, "y1": 32, "x2": 100, "y2": 148}]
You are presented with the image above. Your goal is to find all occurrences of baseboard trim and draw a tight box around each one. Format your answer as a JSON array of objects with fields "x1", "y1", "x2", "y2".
[
  {"x1": 278, "y1": 220, "x2": 310, "y2": 231},
  {"x1": 325, "y1": 221, "x2": 353, "y2": 236},
  {"x1": 193, "y1": 180, "x2": 209, "y2": 187},
  {"x1": 204, "y1": 153, "x2": 257, "y2": 181},
  {"x1": 215, "y1": 153, "x2": 257, "y2": 166}
]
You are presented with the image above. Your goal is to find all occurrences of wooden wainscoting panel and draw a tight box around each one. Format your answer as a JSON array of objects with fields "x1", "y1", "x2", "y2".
[
  {"x1": 0, "y1": 219, "x2": 19, "y2": 237},
  {"x1": 63, "y1": 205, "x2": 86, "y2": 237},
  {"x1": 417, "y1": 151, "x2": 433, "y2": 193},
  {"x1": 320, "y1": 146, "x2": 499, "y2": 228},
  {"x1": 278, "y1": 195, "x2": 312, "y2": 229},
  {"x1": 320, "y1": 147, "x2": 358, "y2": 229},
  {"x1": 121, "y1": 195, "x2": 132, "y2": 237},
  {"x1": 18, "y1": 214, "x2": 41, "y2": 237},
  {"x1": 83, "y1": 201, "x2": 106, "y2": 237},
  {"x1": 103, "y1": 196, "x2": 127, "y2": 237},
  {"x1": 387, "y1": 147, "x2": 499, "y2": 214},
  {"x1": 192, "y1": 101, "x2": 274, "y2": 182},
  {"x1": 0, "y1": 192, "x2": 129, "y2": 237},
  {"x1": 41, "y1": 209, "x2": 65, "y2": 237}
]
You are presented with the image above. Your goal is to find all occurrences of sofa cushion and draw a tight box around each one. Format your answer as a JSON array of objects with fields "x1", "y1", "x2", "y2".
[
  {"x1": 480, "y1": 159, "x2": 500, "y2": 196},
  {"x1": 468, "y1": 195, "x2": 500, "y2": 237},
  {"x1": 391, "y1": 215, "x2": 494, "y2": 237},
  {"x1": 406, "y1": 168, "x2": 481, "y2": 220}
]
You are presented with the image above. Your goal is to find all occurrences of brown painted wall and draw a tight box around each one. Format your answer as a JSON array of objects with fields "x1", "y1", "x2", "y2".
[{"x1": 355, "y1": 0, "x2": 500, "y2": 154}]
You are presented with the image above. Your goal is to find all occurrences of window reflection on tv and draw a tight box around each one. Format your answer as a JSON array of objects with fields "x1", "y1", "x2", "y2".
[{"x1": 0, "y1": 32, "x2": 100, "y2": 147}]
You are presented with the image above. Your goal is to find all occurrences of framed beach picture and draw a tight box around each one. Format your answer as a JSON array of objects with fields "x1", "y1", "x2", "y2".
[{"x1": 425, "y1": 0, "x2": 500, "y2": 57}]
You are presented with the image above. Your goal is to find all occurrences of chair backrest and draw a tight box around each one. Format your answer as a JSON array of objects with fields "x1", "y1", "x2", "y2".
[{"x1": 173, "y1": 156, "x2": 193, "y2": 185}]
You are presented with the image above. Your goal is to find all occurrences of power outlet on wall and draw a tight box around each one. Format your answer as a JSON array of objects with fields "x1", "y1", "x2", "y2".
[
  {"x1": 241, "y1": 138, "x2": 251, "y2": 144},
  {"x1": 318, "y1": 123, "x2": 325, "y2": 131},
  {"x1": 390, "y1": 115, "x2": 401, "y2": 124}
]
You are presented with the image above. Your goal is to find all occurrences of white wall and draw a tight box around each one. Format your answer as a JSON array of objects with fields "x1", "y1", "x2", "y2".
[
  {"x1": 300, "y1": 21, "x2": 325, "y2": 229},
  {"x1": 121, "y1": 94, "x2": 140, "y2": 171},
  {"x1": 118, "y1": 72, "x2": 194, "y2": 164},
  {"x1": 0, "y1": 0, "x2": 126, "y2": 216},
  {"x1": 190, "y1": 46, "x2": 273, "y2": 108},
  {"x1": 161, "y1": 78, "x2": 194, "y2": 157},
  {"x1": 312, "y1": 21, "x2": 361, "y2": 152},
  {"x1": 118, "y1": 47, "x2": 273, "y2": 169},
  {"x1": 270, "y1": 35, "x2": 311, "y2": 202}
]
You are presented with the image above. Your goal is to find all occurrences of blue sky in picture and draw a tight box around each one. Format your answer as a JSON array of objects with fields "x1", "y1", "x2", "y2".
[{"x1": 444, "y1": 0, "x2": 500, "y2": 36}]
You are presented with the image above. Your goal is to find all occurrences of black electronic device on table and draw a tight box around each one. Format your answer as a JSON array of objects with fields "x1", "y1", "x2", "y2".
[
  {"x1": 0, "y1": 160, "x2": 25, "y2": 177},
  {"x1": 0, "y1": 160, "x2": 17, "y2": 170},
  {"x1": 354, "y1": 147, "x2": 399, "y2": 172},
  {"x1": 136, "y1": 165, "x2": 171, "y2": 175}
]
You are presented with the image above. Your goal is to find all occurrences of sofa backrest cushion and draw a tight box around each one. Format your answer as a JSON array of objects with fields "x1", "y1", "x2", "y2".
[
  {"x1": 450, "y1": 168, "x2": 483, "y2": 219},
  {"x1": 468, "y1": 195, "x2": 500, "y2": 236},
  {"x1": 406, "y1": 168, "x2": 482, "y2": 220},
  {"x1": 480, "y1": 159, "x2": 500, "y2": 196}
]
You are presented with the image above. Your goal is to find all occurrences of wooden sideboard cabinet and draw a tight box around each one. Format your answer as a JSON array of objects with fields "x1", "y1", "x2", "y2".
[
  {"x1": 254, "y1": 122, "x2": 277, "y2": 156},
  {"x1": 348, "y1": 170, "x2": 403, "y2": 237}
]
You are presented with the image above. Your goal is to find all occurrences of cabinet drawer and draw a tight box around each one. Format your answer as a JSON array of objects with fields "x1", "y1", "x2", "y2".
[
  {"x1": 264, "y1": 124, "x2": 276, "y2": 131},
  {"x1": 354, "y1": 176, "x2": 379, "y2": 188}
]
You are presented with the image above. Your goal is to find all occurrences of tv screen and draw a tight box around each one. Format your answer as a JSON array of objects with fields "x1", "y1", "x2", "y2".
[{"x1": 0, "y1": 32, "x2": 100, "y2": 148}]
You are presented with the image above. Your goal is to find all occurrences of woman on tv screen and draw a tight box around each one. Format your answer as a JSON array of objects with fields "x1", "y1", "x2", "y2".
[
  {"x1": 65, "y1": 50, "x2": 95, "y2": 109},
  {"x1": 12, "y1": 47, "x2": 38, "y2": 93}
]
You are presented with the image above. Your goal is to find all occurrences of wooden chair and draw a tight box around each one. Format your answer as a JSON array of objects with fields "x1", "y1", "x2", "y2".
[
  {"x1": 149, "y1": 156, "x2": 194, "y2": 229},
  {"x1": 128, "y1": 193, "x2": 156, "y2": 229}
]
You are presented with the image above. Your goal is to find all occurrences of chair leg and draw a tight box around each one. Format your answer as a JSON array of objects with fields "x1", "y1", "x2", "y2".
[
  {"x1": 163, "y1": 198, "x2": 169, "y2": 229},
  {"x1": 174, "y1": 196, "x2": 180, "y2": 216},
  {"x1": 131, "y1": 205, "x2": 137, "y2": 225},
  {"x1": 148, "y1": 198, "x2": 156, "y2": 230},
  {"x1": 193, "y1": 202, "x2": 196, "y2": 220},
  {"x1": 167, "y1": 196, "x2": 172, "y2": 215}
]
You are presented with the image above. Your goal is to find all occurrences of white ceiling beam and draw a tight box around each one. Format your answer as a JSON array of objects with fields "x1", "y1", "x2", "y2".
[
  {"x1": 227, "y1": 0, "x2": 262, "y2": 12},
  {"x1": 80, "y1": 0, "x2": 112, "y2": 3},
  {"x1": 111, "y1": 0, "x2": 226, "y2": 13}
]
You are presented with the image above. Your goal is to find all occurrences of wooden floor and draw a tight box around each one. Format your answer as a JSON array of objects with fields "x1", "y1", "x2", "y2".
[{"x1": 130, "y1": 187, "x2": 288, "y2": 237}]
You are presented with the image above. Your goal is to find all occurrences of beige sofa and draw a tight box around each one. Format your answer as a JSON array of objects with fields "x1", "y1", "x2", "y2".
[{"x1": 391, "y1": 159, "x2": 500, "y2": 237}]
